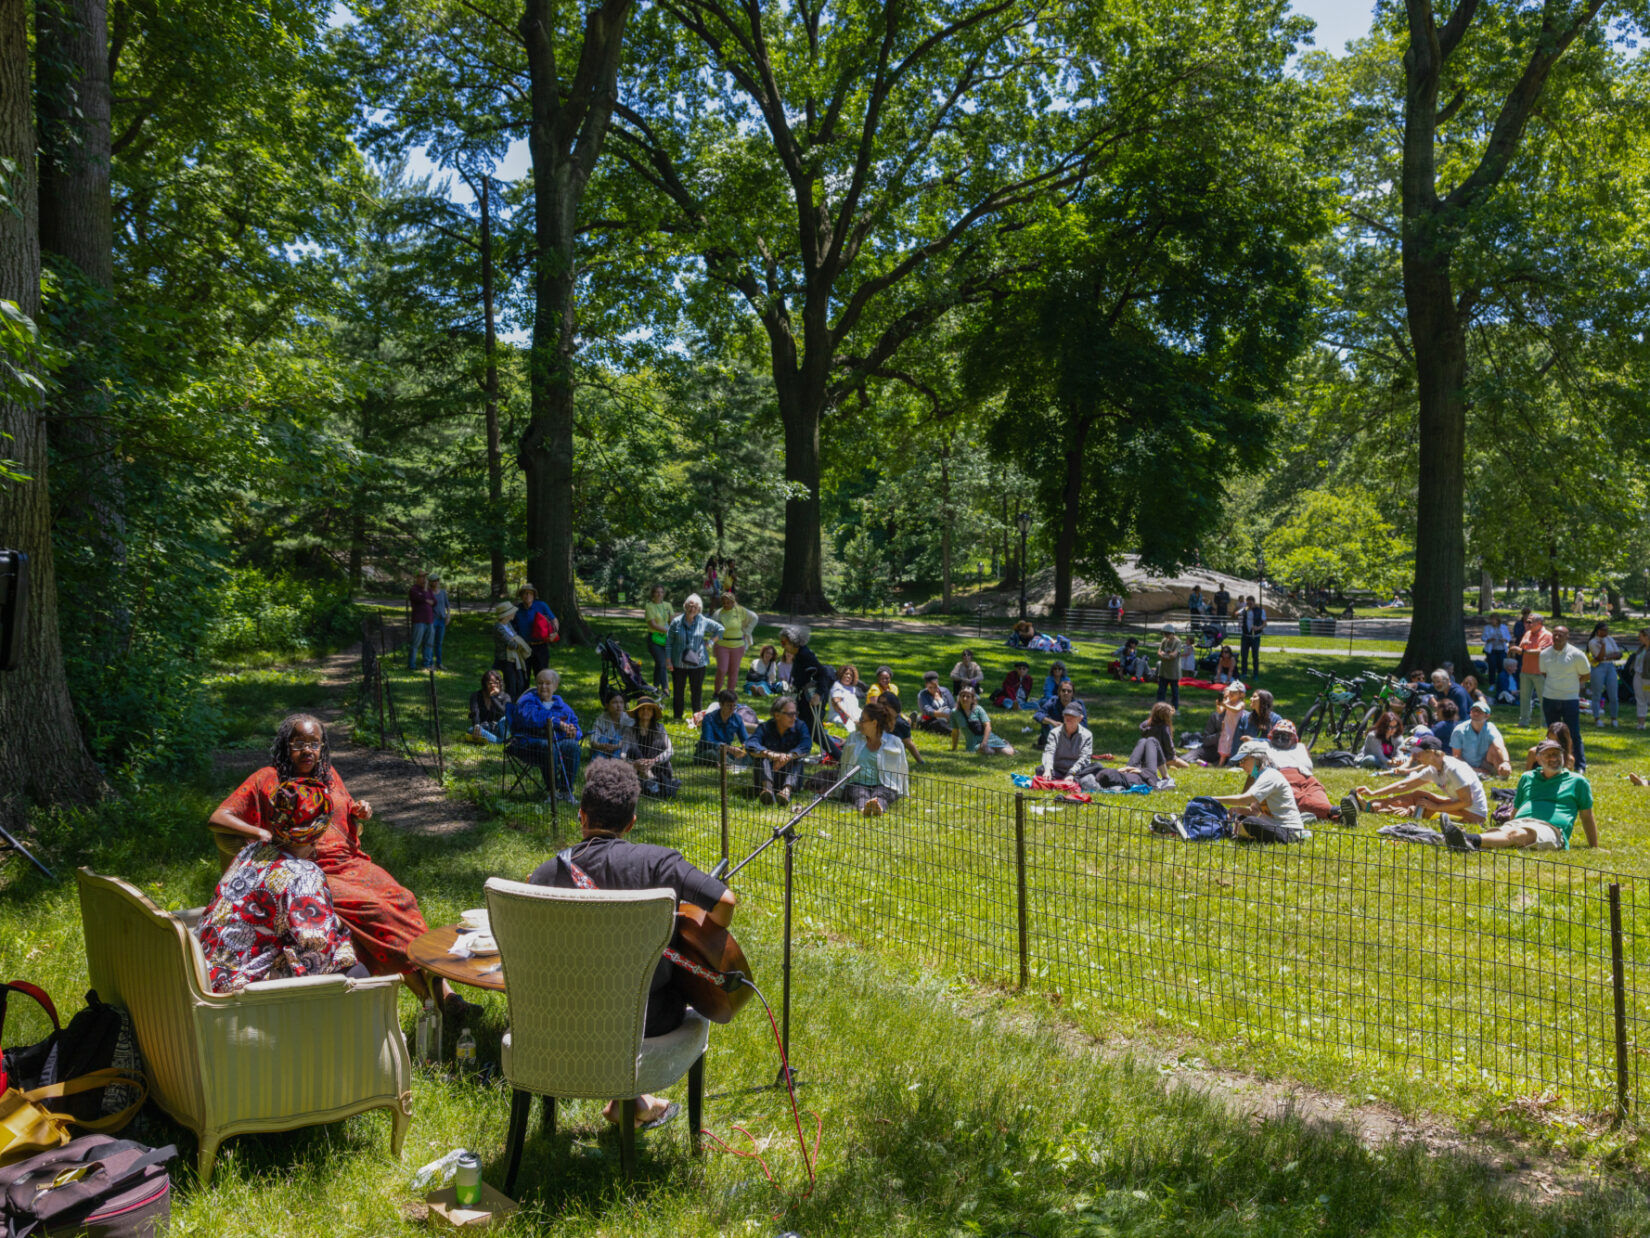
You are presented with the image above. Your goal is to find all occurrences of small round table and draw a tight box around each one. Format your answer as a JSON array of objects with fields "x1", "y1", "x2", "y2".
[{"x1": 407, "y1": 925, "x2": 507, "y2": 993}]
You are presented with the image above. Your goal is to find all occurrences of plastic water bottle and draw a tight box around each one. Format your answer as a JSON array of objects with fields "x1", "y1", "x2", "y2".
[
  {"x1": 415, "y1": 997, "x2": 442, "y2": 1064},
  {"x1": 455, "y1": 1026, "x2": 477, "y2": 1075}
]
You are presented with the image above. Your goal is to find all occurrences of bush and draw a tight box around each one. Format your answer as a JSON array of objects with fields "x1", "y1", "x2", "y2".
[{"x1": 205, "y1": 571, "x2": 359, "y2": 660}]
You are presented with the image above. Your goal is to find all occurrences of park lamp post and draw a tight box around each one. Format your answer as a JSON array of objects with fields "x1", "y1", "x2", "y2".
[{"x1": 1016, "y1": 511, "x2": 1032, "y2": 621}]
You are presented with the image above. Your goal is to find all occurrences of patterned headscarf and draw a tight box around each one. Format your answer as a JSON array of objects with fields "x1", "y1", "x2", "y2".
[{"x1": 272, "y1": 778, "x2": 333, "y2": 846}]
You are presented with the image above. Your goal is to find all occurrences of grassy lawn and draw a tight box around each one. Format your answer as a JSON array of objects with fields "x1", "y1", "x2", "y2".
[{"x1": 7, "y1": 612, "x2": 1650, "y2": 1233}]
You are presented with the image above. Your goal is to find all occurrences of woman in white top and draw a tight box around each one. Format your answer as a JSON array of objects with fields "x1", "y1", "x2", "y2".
[
  {"x1": 828, "y1": 664, "x2": 863, "y2": 728},
  {"x1": 837, "y1": 700, "x2": 909, "y2": 816},
  {"x1": 712, "y1": 590, "x2": 761, "y2": 695},
  {"x1": 745, "y1": 643, "x2": 781, "y2": 695},
  {"x1": 1586, "y1": 622, "x2": 1621, "y2": 726},
  {"x1": 588, "y1": 690, "x2": 636, "y2": 761}
]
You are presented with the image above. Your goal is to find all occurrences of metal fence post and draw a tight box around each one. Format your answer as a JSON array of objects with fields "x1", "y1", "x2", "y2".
[
  {"x1": 1611, "y1": 882, "x2": 1630, "y2": 1124},
  {"x1": 719, "y1": 746, "x2": 730, "y2": 865},
  {"x1": 1014, "y1": 791, "x2": 1029, "y2": 989},
  {"x1": 374, "y1": 665, "x2": 386, "y2": 748},
  {"x1": 428, "y1": 665, "x2": 444, "y2": 782}
]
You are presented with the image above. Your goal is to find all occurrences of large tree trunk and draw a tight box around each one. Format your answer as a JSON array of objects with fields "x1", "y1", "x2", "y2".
[
  {"x1": 479, "y1": 177, "x2": 505, "y2": 601},
  {"x1": 1479, "y1": 567, "x2": 1494, "y2": 613},
  {"x1": 1051, "y1": 417, "x2": 1089, "y2": 618},
  {"x1": 519, "y1": 0, "x2": 633, "y2": 645},
  {"x1": 773, "y1": 369, "x2": 830, "y2": 613},
  {"x1": 939, "y1": 448, "x2": 952, "y2": 611},
  {"x1": 0, "y1": 0, "x2": 103, "y2": 831},
  {"x1": 36, "y1": 0, "x2": 125, "y2": 623}
]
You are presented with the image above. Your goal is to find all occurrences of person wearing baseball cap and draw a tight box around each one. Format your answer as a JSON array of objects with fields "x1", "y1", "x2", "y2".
[
  {"x1": 1040, "y1": 701, "x2": 1093, "y2": 781},
  {"x1": 1349, "y1": 734, "x2": 1488, "y2": 824},
  {"x1": 1442, "y1": 739, "x2": 1597, "y2": 853},
  {"x1": 1207, "y1": 737, "x2": 1306, "y2": 843},
  {"x1": 1449, "y1": 698, "x2": 1511, "y2": 779}
]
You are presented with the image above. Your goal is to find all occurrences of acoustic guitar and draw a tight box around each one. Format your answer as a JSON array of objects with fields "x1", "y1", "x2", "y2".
[{"x1": 668, "y1": 903, "x2": 754, "y2": 1024}]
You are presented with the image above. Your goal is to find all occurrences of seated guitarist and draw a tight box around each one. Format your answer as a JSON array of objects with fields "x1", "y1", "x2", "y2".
[{"x1": 528, "y1": 759, "x2": 736, "y2": 1131}]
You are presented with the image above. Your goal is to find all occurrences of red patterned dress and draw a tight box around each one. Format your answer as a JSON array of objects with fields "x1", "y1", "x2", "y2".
[
  {"x1": 215, "y1": 767, "x2": 429, "y2": 976},
  {"x1": 197, "y1": 844, "x2": 357, "y2": 993}
]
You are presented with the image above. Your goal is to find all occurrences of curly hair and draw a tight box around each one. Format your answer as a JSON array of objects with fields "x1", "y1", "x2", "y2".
[
  {"x1": 271, "y1": 713, "x2": 330, "y2": 782},
  {"x1": 581, "y1": 758, "x2": 640, "y2": 833}
]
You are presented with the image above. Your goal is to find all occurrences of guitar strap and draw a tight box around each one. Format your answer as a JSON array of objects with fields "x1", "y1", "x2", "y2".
[{"x1": 556, "y1": 848, "x2": 731, "y2": 990}]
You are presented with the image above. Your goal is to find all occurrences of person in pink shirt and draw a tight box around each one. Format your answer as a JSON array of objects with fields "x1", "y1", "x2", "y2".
[{"x1": 1512, "y1": 613, "x2": 1552, "y2": 726}]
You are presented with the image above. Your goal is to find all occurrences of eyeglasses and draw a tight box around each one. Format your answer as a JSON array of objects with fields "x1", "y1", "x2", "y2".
[{"x1": 289, "y1": 739, "x2": 323, "y2": 753}]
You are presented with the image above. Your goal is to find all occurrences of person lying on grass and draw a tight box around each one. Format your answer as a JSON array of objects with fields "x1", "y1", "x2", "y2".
[
  {"x1": 529, "y1": 759, "x2": 736, "y2": 1132},
  {"x1": 837, "y1": 700, "x2": 909, "y2": 817},
  {"x1": 950, "y1": 686, "x2": 1015, "y2": 757},
  {"x1": 1443, "y1": 740, "x2": 1597, "y2": 853},
  {"x1": 1350, "y1": 735, "x2": 1488, "y2": 824},
  {"x1": 1206, "y1": 738, "x2": 1307, "y2": 844}
]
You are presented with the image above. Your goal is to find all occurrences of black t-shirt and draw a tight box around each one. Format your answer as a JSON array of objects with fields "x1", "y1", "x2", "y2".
[{"x1": 528, "y1": 835, "x2": 728, "y2": 1036}]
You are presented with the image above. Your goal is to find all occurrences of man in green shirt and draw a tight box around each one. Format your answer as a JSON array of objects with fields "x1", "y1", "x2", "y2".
[{"x1": 1442, "y1": 740, "x2": 1598, "y2": 853}]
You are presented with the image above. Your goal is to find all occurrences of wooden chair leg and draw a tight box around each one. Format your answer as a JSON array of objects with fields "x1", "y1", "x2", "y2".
[
  {"x1": 688, "y1": 1055, "x2": 704, "y2": 1157},
  {"x1": 619, "y1": 1099, "x2": 637, "y2": 1178},
  {"x1": 503, "y1": 1087, "x2": 531, "y2": 1198},
  {"x1": 540, "y1": 1095, "x2": 556, "y2": 1137}
]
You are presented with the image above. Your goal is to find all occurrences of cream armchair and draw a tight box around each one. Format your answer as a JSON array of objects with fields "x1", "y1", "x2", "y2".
[
  {"x1": 484, "y1": 877, "x2": 709, "y2": 1189},
  {"x1": 76, "y1": 869, "x2": 413, "y2": 1183}
]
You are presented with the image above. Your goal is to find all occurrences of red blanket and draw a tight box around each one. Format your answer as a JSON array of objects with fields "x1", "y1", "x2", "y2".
[{"x1": 1178, "y1": 678, "x2": 1226, "y2": 691}]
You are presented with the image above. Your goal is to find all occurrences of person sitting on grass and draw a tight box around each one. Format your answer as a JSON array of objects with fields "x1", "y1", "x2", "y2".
[
  {"x1": 695, "y1": 688, "x2": 749, "y2": 768},
  {"x1": 1359, "y1": 710, "x2": 1403, "y2": 770},
  {"x1": 828, "y1": 664, "x2": 864, "y2": 728},
  {"x1": 1129, "y1": 702, "x2": 1187, "y2": 784},
  {"x1": 1267, "y1": 720, "x2": 1347, "y2": 823},
  {"x1": 1040, "y1": 702, "x2": 1093, "y2": 781},
  {"x1": 837, "y1": 700, "x2": 909, "y2": 817},
  {"x1": 588, "y1": 689, "x2": 635, "y2": 762},
  {"x1": 197, "y1": 777, "x2": 363, "y2": 993},
  {"x1": 866, "y1": 664, "x2": 900, "y2": 705},
  {"x1": 951, "y1": 649, "x2": 986, "y2": 699},
  {"x1": 1213, "y1": 645, "x2": 1237, "y2": 685},
  {"x1": 1235, "y1": 688, "x2": 1282, "y2": 745},
  {"x1": 1429, "y1": 699, "x2": 1461, "y2": 750},
  {"x1": 1187, "y1": 680, "x2": 1247, "y2": 766},
  {"x1": 1449, "y1": 699, "x2": 1511, "y2": 778},
  {"x1": 950, "y1": 686, "x2": 1015, "y2": 757},
  {"x1": 1207, "y1": 738, "x2": 1307, "y2": 843},
  {"x1": 1041, "y1": 660, "x2": 1070, "y2": 700},
  {"x1": 467, "y1": 669, "x2": 512, "y2": 744},
  {"x1": 749, "y1": 695, "x2": 812, "y2": 806},
  {"x1": 1526, "y1": 721, "x2": 1577, "y2": 771},
  {"x1": 881, "y1": 692, "x2": 924, "y2": 765},
  {"x1": 1034, "y1": 679, "x2": 1086, "y2": 750},
  {"x1": 1443, "y1": 739, "x2": 1597, "y2": 853},
  {"x1": 529, "y1": 759, "x2": 737, "y2": 1133},
  {"x1": 1115, "y1": 637, "x2": 1149, "y2": 682},
  {"x1": 1349, "y1": 735, "x2": 1487, "y2": 824},
  {"x1": 993, "y1": 660, "x2": 1033, "y2": 710},
  {"x1": 915, "y1": 671, "x2": 957, "y2": 734},
  {"x1": 627, "y1": 696, "x2": 679, "y2": 798},
  {"x1": 745, "y1": 644, "x2": 782, "y2": 696},
  {"x1": 514, "y1": 669, "x2": 583, "y2": 804}
]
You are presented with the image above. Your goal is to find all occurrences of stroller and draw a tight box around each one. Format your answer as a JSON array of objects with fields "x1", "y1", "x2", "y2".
[{"x1": 598, "y1": 637, "x2": 653, "y2": 704}]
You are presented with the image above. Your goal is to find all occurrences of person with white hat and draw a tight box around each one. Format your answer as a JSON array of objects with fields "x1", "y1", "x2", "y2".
[
  {"x1": 1207, "y1": 738, "x2": 1306, "y2": 843},
  {"x1": 1448, "y1": 699, "x2": 1511, "y2": 779},
  {"x1": 490, "y1": 600, "x2": 532, "y2": 698}
]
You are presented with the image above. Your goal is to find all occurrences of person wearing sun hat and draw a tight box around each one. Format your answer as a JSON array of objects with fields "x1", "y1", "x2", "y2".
[
  {"x1": 627, "y1": 695, "x2": 679, "y2": 797},
  {"x1": 195, "y1": 778, "x2": 361, "y2": 994},
  {"x1": 490, "y1": 599, "x2": 532, "y2": 698}
]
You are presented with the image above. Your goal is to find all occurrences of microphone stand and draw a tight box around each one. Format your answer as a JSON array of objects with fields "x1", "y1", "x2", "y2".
[{"x1": 712, "y1": 757, "x2": 855, "y2": 1089}]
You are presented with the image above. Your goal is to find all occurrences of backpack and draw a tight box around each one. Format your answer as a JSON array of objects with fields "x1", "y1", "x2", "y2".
[
  {"x1": 0, "y1": 1135, "x2": 174, "y2": 1237},
  {"x1": 1317, "y1": 750, "x2": 1358, "y2": 768},
  {"x1": 1181, "y1": 796, "x2": 1232, "y2": 841},
  {"x1": 1, "y1": 986, "x2": 144, "y2": 1131},
  {"x1": 530, "y1": 611, "x2": 553, "y2": 642}
]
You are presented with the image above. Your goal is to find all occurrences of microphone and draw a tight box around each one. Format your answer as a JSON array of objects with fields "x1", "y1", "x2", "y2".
[{"x1": 710, "y1": 857, "x2": 731, "y2": 881}]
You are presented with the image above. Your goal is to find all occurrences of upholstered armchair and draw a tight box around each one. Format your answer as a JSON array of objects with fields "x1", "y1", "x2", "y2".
[
  {"x1": 484, "y1": 877, "x2": 708, "y2": 1189},
  {"x1": 76, "y1": 868, "x2": 413, "y2": 1182}
]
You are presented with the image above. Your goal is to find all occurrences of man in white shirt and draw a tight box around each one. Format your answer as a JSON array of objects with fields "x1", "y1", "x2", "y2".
[
  {"x1": 1208, "y1": 738, "x2": 1306, "y2": 843},
  {"x1": 1239, "y1": 596, "x2": 1267, "y2": 679},
  {"x1": 1350, "y1": 735, "x2": 1488, "y2": 823},
  {"x1": 1539, "y1": 625, "x2": 1591, "y2": 772}
]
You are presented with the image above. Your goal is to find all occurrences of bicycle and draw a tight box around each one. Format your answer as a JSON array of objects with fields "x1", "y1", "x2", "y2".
[
  {"x1": 1346, "y1": 673, "x2": 1433, "y2": 752},
  {"x1": 1297, "y1": 668, "x2": 1365, "y2": 751}
]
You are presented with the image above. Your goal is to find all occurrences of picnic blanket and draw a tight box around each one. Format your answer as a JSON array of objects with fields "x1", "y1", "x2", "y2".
[{"x1": 1178, "y1": 678, "x2": 1227, "y2": 692}]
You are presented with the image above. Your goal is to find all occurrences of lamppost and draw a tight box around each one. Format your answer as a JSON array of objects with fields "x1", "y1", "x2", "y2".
[
  {"x1": 1257, "y1": 546, "x2": 1267, "y2": 596},
  {"x1": 1016, "y1": 511, "x2": 1032, "y2": 621},
  {"x1": 978, "y1": 561, "x2": 985, "y2": 588}
]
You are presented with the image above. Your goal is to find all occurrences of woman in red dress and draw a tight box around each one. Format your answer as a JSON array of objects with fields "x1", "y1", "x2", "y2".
[{"x1": 210, "y1": 714, "x2": 471, "y2": 1015}]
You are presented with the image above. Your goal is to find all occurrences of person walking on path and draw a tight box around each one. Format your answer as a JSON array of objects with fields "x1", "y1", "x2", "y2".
[
  {"x1": 711, "y1": 589, "x2": 760, "y2": 694},
  {"x1": 1239, "y1": 596, "x2": 1267, "y2": 678},
  {"x1": 1586, "y1": 621, "x2": 1622, "y2": 726},
  {"x1": 429, "y1": 574, "x2": 450, "y2": 670},
  {"x1": 1513, "y1": 613, "x2": 1551, "y2": 725},
  {"x1": 407, "y1": 572, "x2": 436, "y2": 669},
  {"x1": 1539, "y1": 625, "x2": 1591, "y2": 772}
]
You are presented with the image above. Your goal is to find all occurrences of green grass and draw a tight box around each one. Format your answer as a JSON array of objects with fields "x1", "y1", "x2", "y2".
[{"x1": 9, "y1": 613, "x2": 1650, "y2": 1232}]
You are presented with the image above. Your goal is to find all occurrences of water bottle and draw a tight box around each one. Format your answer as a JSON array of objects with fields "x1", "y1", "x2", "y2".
[
  {"x1": 415, "y1": 997, "x2": 442, "y2": 1063},
  {"x1": 455, "y1": 1026, "x2": 477, "y2": 1075}
]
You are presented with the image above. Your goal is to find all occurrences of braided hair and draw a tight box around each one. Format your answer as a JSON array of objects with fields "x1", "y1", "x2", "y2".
[{"x1": 271, "y1": 713, "x2": 331, "y2": 783}]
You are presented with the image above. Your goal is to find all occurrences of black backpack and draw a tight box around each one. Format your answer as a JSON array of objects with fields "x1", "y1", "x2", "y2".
[
  {"x1": 0, "y1": 1135, "x2": 174, "y2": 1238},
  {"x1": 1, "y1": 986, "x2": 144, "y2": 1129},
  {"x1": 1318, "y1": 750, "x2": 1359, "y2": 768}
]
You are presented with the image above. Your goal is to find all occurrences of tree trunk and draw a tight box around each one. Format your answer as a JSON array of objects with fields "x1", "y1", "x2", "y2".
[
  {"x1": 1548, "y1": 547, "x2": 1561, "y2": 617},
  {"x1": 999, "y1": 491, "x2": 1016, "y2": 588},
  {"x1": 1052, "y1": 417, "x2": 1089, "y2": 618},
  {"x1": 1479, "y1": 567, "x2": 1494, "y2": 614},
  {"x1": 940, "y1": 448, "x2": 952, "y2": 611},
  {"x1": 519, "y1": 0, "x2": 634, "y2": 646},
  {"x1": 479, "y1": 176, "x2": 505, "y2": 601},
  {"x1": 773, "y1": 368, "x2": 830, "y2": 612},
  {"x1": 347, "y1": 402, "x2": 369, "y2": 593},
  {"x1": 36, "y1": 0, "x2": 125, "y2": 621},
  {"x1": 1608, "y1": 586, "x2": 1625, "y2": 620},
  {"x1": 0, "y1": 0, "x2": 103, "y2": 830}
]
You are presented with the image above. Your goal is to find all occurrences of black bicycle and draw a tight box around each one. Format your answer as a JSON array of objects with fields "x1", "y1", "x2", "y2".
[
  {"x1": 1298, "y1": 668, "x2": 1365, "y2": 751},
  {"x1": 1346, "y1": 673, "x2": 1432, "y2": 753}
]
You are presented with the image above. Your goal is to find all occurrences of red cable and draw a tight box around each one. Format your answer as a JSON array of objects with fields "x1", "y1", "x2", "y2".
[{"x1": 699, "y1": 981, "x2": 821, "y2": 1213}]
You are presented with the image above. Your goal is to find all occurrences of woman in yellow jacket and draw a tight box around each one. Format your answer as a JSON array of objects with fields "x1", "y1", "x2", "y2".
[{"x1": 713, "y1": 589, "x2": 761, "y2": 694}]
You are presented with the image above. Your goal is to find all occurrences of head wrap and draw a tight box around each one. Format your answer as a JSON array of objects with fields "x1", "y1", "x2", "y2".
[{"x1": 272, "y1": 777, "x2": 333, "y2": 846}]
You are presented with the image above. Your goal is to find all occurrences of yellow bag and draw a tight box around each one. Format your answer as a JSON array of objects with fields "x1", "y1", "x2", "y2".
[{"x1": 0, "y1": 1071, "x2": 146, "y2": 1167}]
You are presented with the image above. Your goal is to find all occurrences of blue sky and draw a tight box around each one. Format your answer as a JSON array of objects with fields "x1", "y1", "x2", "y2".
[{"x1": 399, "y1": 1, "x2": 1378, "y2": 203}]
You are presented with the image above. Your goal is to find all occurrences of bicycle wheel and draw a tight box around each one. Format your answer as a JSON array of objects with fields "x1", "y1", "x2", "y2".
[
  {"x1": 1348, "y1": 706, "x2": 1379, "y2": 754},
  {"x1": 1300, "y1": 702, "x2": 1327, "y2": 751}
]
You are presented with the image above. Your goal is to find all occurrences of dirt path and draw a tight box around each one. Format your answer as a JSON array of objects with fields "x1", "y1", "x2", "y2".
[{"x1": 212, "y1": 643, "x2": 477, "y2": 839}]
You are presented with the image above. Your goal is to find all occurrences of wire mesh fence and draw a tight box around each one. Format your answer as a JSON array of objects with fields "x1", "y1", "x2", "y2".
[{"x1": 356, "y1": 624, "x2": 445, "y2": 783}]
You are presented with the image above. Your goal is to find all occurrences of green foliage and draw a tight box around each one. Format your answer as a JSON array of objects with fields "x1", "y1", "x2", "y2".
[
  {"x1": 205, "y1": 570, "x2": 360, "y2": 661},
  {"x1": 1263, "y1": 490, "x2": 1410, "y2": 594}
]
